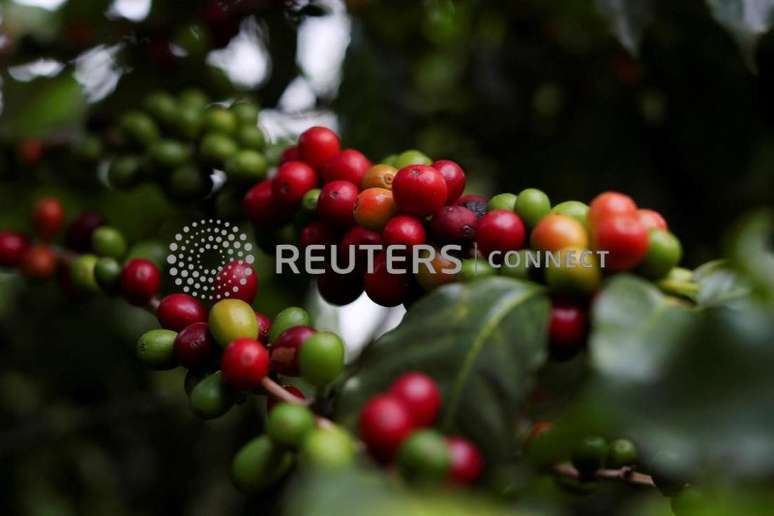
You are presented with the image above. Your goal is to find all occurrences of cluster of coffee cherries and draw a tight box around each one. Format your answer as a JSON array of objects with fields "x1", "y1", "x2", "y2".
[{"x1": 358, "y1": 372, "x2": 483, "y2": 486}]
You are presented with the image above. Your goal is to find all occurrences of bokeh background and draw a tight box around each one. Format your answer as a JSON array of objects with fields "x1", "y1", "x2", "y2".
[{"x1": 1, "y1": 1, "x2": 773, "y2": 515}]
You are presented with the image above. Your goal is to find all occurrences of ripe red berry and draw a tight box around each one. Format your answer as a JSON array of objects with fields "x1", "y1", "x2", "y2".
[
  {"x1": 270, "y1": 326, "x2": 316, "y2": 376},
  {"x1": 475, "y1": 209, "x2": 526, "y2": 258},
  {"x1": 637, "y1": 208, "x2": 668, "y2": 231},
  {"x1": 321, "y1": 149, "x2": 371, "y2": 185},
  {"x1": 32, "y1": 197, "x2": 65, "y2": 241},
  {"x1": 272, "y1": 161, "x2": 318, "y2": 206},
  {"x1": 388, "y1": 372, "x2": 441, "y2": 427},
  {"x1": 454, "y1": 194, "x2": 489, "y2": 218},
  {"x1": 214, "y1": 260, "x2": 258, "y2": 303},
  {"x1": 392, "y1": 165, "x2": 448, "y2": 216},
  {"x1": 382, "y1": 215, "x2": 427, "y2": 248},
  {"x1": 157, "y1": 293, "x2": 207, "y2": 331},
  {"x1": 339, "y1": 225, "x2": 382, "y2": 271},
  {"x1": 255, "y1": 311, "x2": 272, "y2": 342},
  {"x1": 446, "y1": 437, "x2": 483, "y2": 485},
  {"x1": 593, "y1": 214, "x2": 649, "y2": 271},
  {"x1": 120, "y1": 258, "x2": 161, "y2": 306},
  {"x1": 65, "y1": 211, "x2": 105, "y2": 252},
  {"x1": 221, "y1": 338, "x2": 270, "y2": 391},
  {"x1": 174, "y1": 322, "x2": 215, "y2": 368},
  {"x1": 430, "y1": 205, "x2": 477, "y2": 245},
  {"x1": 364, "y1": 252, "x2": 413, "y2": 307},
  {"x1": 267, "y1": 385, "x2": 305, "y2": 412},
  {"x1": 20, "y1": 245, "x2": 58, "y2": 279},
  {"x1": 317, "y1": 180, "x2": 358, "y2": 227},
  {"x1": 299, "y1": 221, "x2": 338, "y2": 249},
  {"x1": 0, "y1": 231, "x2": 30, "y2": 267},
  {"x1": 317, "y1": 268, "x2": 364, "y2": 305},
  {"x1": 588, "y1": 191, "x2": 637, "y2": 228},
  {"x1": 18, "y1": 138, "x2": 43, "y2": 165},
  {"x1": 359, "y1": 394, "x2": 414, "y2": 462},
  {"x1": 549, "y1": 300, "x2": 588, "y2": 360},
  {"x1": 298, "y1": 126, "x2": 340, "y2": 168},
  {"x1": 243, "y1": 180, "x2": 292, "y2": 226},
  {"x1": 280, "y1": 145, "x2": 300, "y2": 165},
  {"x1": 433, "y1": 160, "x2": 466, "y2": 203}
]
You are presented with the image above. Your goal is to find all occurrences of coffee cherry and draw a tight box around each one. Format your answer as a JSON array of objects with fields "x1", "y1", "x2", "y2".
[
  {"x1": 231, "y1": 435, "x2": 293, "y2": 493},
  {"x1": 150, "y1": 140, "x2": 190, "y2": 169},
  {"x1": 270, "y1": 306, "x2": 312, "y2": 341},
  {"x1": 301, "y1": 189, "x2": 321, "y2": 213},
  {"x1": 137, "y1": 329, "x2": 177, "y2": 369},
  {"x1": 144, "y1": 91, "x2": 178, "y2": 126},
  {"x1": 32, "y1": 197, "x2": 64, "y2": 240},
  {"x1": 359, "y1": 394, "x2": 414, "y2": 462},
  {"x1": 20, "y1": 245, "x2": 57, "y2": 279},
  {"x1": 298, "y1": 127, "x2": 340, "y2": 168},
  {"x1": 18, "y1": 138, "x2": 44, "y2": 165},
  {"x1": 364, "y1": 252, "x2": 413, "y2": 307},
  {"x1": 544, "y1": 247, "x2": 601, "y2": 294},
  {"x1": 499, "y1": 249, "x2": 534, "y2": 280},
  {"x1": 120, "y1": 258, "x2": 161, "y2": 305},
  {"x1": 361, "y1": 164, "x2": 397, "y2": 190},
  {"x1": 70, "y1": 254, "x2": 100, "y2": 292},
  {"x1": 571, "y1": 436, "x2": 609, "y2": 476},
  {"x1": 236, "y1": 125, "x2": 266, "y2": 151},
  {"x1": 318, "y1": 268, "x2": 364, "y2": 305},
  {"x1": 446, "y1": 436, "x2": 484, "y2": 485},
  {"x1": 157, "y1": 293, "x2": 207, "y2": 331},
  {"x1": 354, "y1": 188, "x2": 396, "y2": 231},
  {"x1": 607, "y1": 438, "x2": 638, "y2": 468},
  {"x1": 531, "y1": 214, "x2": 588, "y2": 252},
  {"x1": 639, "y1": 229, "x2": 681, "y2": 280},
  {"x1": 592, "y1": 214, "x2": 649, "y2": 271},
  {"x1": 454, "y1": 194, "x2": 488, "y2": 218},
  {"x1": 415, "y1": 253, "x2": 458, "y2": 291},
  {"x1": 299, "y1": 221, "x2": 338, "y2": 251},
  {"x1": 108, "y1": 156, "x2": 143, "y2": 189},
  {"x1": 91, "y1": 226, "x2": 127, "y2": 259},
  {"x1": 395, "y1": 149, "x2": 432, "y2": 168},
  {"x1": 65, "y1": 211, "x2": 105, "y2": 252},
  {"x1": 382, "y1": 215, "x2": 427, "y2": 248},
  {"x1": 549, "y1": 299, "x2": 588, "y2": 360},
  {"x1": 254, "y1": 311, "x2": 272, "y2": 342},
  {"x1": 273, "y1": 161, "x2": 318, "y2": 206},
  {"x1": 280, "y1": 145, "x2": 301, "y2": 164},
  {"x1": 321, "y1": 149, "x2": 371, "y2": 185},
  {"x1": 266, "y1": 403, "x2": 316, "y2": 448},
  {"x1": 267, "y1": 385, "x2": 305, "y2": 412},
  {"x1": 174, "y1": 105, "x2": 203, "y2": 140},
  {"x1": 120, "y1": 111, "x2": 160, "y2": 148},
  {"x1": 200, "y1": 132, "x2": 238, "y2": 165},
  {"x1": 388, "y1": 372, "x2": 441, "y2": 427},
  {"x1": 204, "y1": 106, "x2": 238, "y2": 135},
  {"x1": 317, "y1": 180, "x2": 358, "y2": 227},
  {"x1": 433, "y1": 160, "x2": 466, "y2": 203},
  {"x1": 225, "y1": 150, "x2": 268, "y2": 180},
  {"x1": 94, "y1": 257, "x2": 122, "y2": 293},
  {"x1": 190, "y1": 371, "x2": 234, "y2": 419},
  {"x1": 392, "y1": 165, "x2": 448, "y2": 216},
  {"x1": 397, "y1": 429, "x2": 451, "y2": 483},
  {"x1": 637, "y1": 208, "x2": 667, "y2": 231},
  {"x1": 214, "y1": 260, "x2": 258, "y2": 303},
  {"x1": 230, "y1": 101, "x2": 259, "y2": 125},
  {"x1": 243, "y1": 180, "x2": 292, "y2": 226},
  {"x1": 488, "y1": 193, "x2": 517, "y2": 212},
  {"x1": 301, "y1": 427, "x2": 356, "y2": 469},
  {"x1": 299, "y1": 331, "x2": 345, "y2": 387},
  {"x1": 126, "y1": 240, "x2": 166, "y2": 268},
  {"x1": 340, "y1": 226, "x2": 383, "y2": 271},
  {"x1": 179, "y1": 89, "x2": 209, "y2": 110},
  {"x1": 221, "y1": 338, "x2": 270, "y2": 391},
  {"x1": 459, "y1": 258, "x2": 496, "y2": 281},
  {"x1": 475, "y1": 210, "x2": 526, "y2": 259},
  {"x1": 588, "y1": 191, "x2": 637, "y2": 228},
  {"x1": 551, "y1": 200, "x2": 590, "y2": 228},
  {"x1": 430, "y1": 205, "x2": 477, "y2": 245},
  {"x1": 515, "y1": 188, "x2": 551, "y2": 228},
  {"x1": 270, "y1": 326, "x2": 315, "y2": 376},
  {"x1": 173, "y1": 322, "x2": 214, "y2": 368},
  {"x1": 0, "y1": 231, "x2": 30, "y2": 267}
]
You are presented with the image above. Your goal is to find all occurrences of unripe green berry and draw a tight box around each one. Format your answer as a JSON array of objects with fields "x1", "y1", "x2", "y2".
[
  {"x1": 459, "y1": 258, "x2": 495, "y2": 282},
  {"x1": 515, "y1": 188, "x2": 551, "y2": 227},
  {"x1": 301, "y1": 189, "x2": 320, "y2": 212},
  {"x1": 120, "y1": 111, "x2": 159, "y2": 148},
  {"x1": 150, "y1": 140, "x2": 190, "y2": 168},
  {"x1": 179, "y1": 88, "x2": 209, "y2": 110},
  {"x1": 300, "y1": 427, "x2": 356, "y2": 469},
  {"x1": 126, "y1": 240, "x2": 166, "y2": 268},
  {"x1": 571, "y1": 436, "x2": 609, "y2": 476},
  {"x1": 266, "y1": 403, "x2": 316, "y2": 448},
  {"x1": 395, "y1": 149, "x2": 432, "y2": 168},
  {"x1": 488, "y1": 193, "x2": 517, "y2": 212},
  {"x1": 70, "y1": 254, "x2": 99, "y2": 292},
  {"x1": 270, "y1": 307, "x2": 312, "y2": 341},
  {"x1": 144, "y1": 91, "x2": 178, "y2": 126},
  {"x1": 225, "y1": 150, "x2": 268, "y2": 180},
  {"x1": 230, "y1": 101, "x2": 259, "y2": 125},
  {"x1": 236, "y1": 125, "x2": 266, "y2": 150},
  {"x1": 168, "y1": 164, "x2": 210, "y2": 200},
  {"x1": 208, "y1": 299, "x2": 259, "y2": 347},
  {"x1": 639, "y1": 229, "x2": 682, "y2": 280},
  {"x1": 397, "y1": 430, "x2": 451, "y2": 483},
  {"x1": 204, "y1": 107, "x2": 238, "y2": 135},
  {"x1": 200, "y1": 132, "x2": 238, "y2": 165},
  {"x1": 108, "y1": 156, "x2": 143, "y2": 189},
  {"x1": 91, "y1": 226, "x2": 127, "y2": 259},
  {"x1": 499, "y1": 249, "x2": 532, "y2": 280},
  {"x1": 607, "y1": 438, "x2": 638, "y2": 468},
  {"x1": 94, "y1": 257, "x2": 122, "y2": 294},
  {"x1": 189, "y1": 371, "x2": 234, "y2": 419},
  {"x1": 299, "y1": 331, "x2": 345, "y2": 387},
  {"x1": 231, "y1": 435, "x2": 293, "y2": 493},
  {"x1": 174, "y1": 106, "x2": 203, "y2": 140},
  {"x1": 73, "y1": 135, "x2": 102, "y2": 162},
  {"x1": 551, "y1": 200, "x2": 589, "y2": 228},
  {"x1": 137, "y1": 329, "x2": 177, "y2": 369}
]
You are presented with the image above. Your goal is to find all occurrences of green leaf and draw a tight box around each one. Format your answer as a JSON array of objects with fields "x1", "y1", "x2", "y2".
[
  {"x1": 728, "y1": 210, "x2": 774, "y2": 301},
  {"x1": 335, "y1": 277, "x2": 550, "y2": 462},
  {"x1": 595, "y1": 0, "x2": 654, "y2": 55},
  {"x1": 706, "y1": 0, "x2": 774, "y2": 70},
  {"x1": 693, "y1": 260, "x2": 752, "y2": 306}
]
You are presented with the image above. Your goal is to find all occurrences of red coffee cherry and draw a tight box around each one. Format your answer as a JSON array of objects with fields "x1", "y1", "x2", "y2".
[
  {"x1": 317, "y1": 268, "x2": 364, "y2": 306},
  {"x1": 157, "y1": 293, "x2": 207, "y2": 331},
  {"x1": 0, "y1": 231, "x2": 30, "y2": 267},
  {"x1": 174, "y1": 322, "x2": 215, "y2": 368},
  {"x1": 272, "y1": 161, "x2": 318, "y2": 206},
  {"x1": 32, "y1": 197, "x2": 65, "y2": 241},
  {"x1": 18, "y1": 138, "x2": 44, "y2": 166},
  {"x1": 392, "y1": 165, "x2": 448, "y2": 216},
  {"x1": 475, "y1": 209, "x2": 526, "y2": 258},
  {"x1": 592, "y1": 214, "x2": 649, "y2": 271},
  {"x1": 364, "y1": 252, "x2": 413, "y2": 307},
  {"x1": 221, "y1": 337, "x2": 270, "y2": 391},
  {"x1": 20, "y1": 245, "x2": 58, "y2": 279},
  {"x1": 637, "y1": 208, "x2": 668, "y2": 231},
  {"x1": 299, "y1": 221, "x2": 338, "y2": 250},
  {"x1": 298, "y1": 126, "x2": 340, "y2": 168},
  {"x1": 280, "y1": 145, "x2": 300, "y2": 165},
  {"x1": 317, "y1": 180, "x2": 358, "y2": 227},
  {"x1": 388, "y1": 372, "x2": 441, "y2": 427},
  {"x1": 65, "y1": 211, "x2": 105, "y2": 252},
  {"x1": 588, "y1": 191, "x2": 637, "y2": 228},
  {"x1": 446, "y1": 436, "x2": 484, "y2": 485},
  {"x1": 267, "y1": 385, "x2": 305, "y2": 412},
  {"x1": 433, "y1": 160, "x2": 466, "y2": 204},
  {"x1": 359, "y1": 394, "x2": 415, "y2": 462},
  {"x1": 340, "y1": 225, "x2": 383, "y2": 271},
  {"x1": 214, "y1": 260, "x2": 258, "y2": 303},
  {"x1": 454, "y1": 194, "x2": 489, "y2": 218},
  {"x1": 255, "y1": 311, "x2": 272, "y2": 342},
  {"x1": 549, "y1": 300, "x2": 588, "y2": 360},
  {"x1": 382, "y1": 215, "x2": 427, "y2": 248},
  {"x1": 243, "y1": 180, "x2": 292, "y2": 226},
  {"x1": 321, "y1": 149, "x2": 371, "y2": 185},
  {"x1": 270, "y1": 326, "x2": 316, "y2": 376},
  {"x1": 120, "y1": 258, "x2": 161, "y2": 306},
  {"x1": 430, "y1": 205, "x2": 478, "y2": 245}
]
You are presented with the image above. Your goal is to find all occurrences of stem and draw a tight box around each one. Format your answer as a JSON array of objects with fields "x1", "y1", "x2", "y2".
[
  {"x1": 553, "y1": 463, "x2": 655, "y2": 487},
  {"x1": 260, "y1": 377, "x2": 338, "y2": 430}
]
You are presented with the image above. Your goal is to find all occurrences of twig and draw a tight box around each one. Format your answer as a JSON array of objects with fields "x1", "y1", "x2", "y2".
[{"x1": 553, "y1": 463, "x2": 655, "y2": 487}]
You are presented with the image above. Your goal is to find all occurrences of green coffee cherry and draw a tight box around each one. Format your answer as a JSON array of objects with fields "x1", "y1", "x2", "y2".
[
  {"x1": 70, "y1": 254, "x2": 99, "y2": 292},
  {"x1": 204, "y1": 107, "x2": 238, "y2": 135},
  {"x1": 94, "y1": 257, "x2": 122, "y2": 294},
  {"x1": 515, "y1": 188, "x2": 551, "y2": 227},
  {"x1": 300, "y1": 427, "x2": 356, "y2": 469},
  {"x1": 126, "y1": 240, "x2": 167, "y2": 268},
  {"x1": 200, "y1": 132, "x2": 238, "y2": 166},
  {"x1": 301, "y1": 189, "x2": 321, "y2": 212},
  {"x1": 299, "y1": 332, "x2": 345, "y2": 387},
  {"x1": 225, "y1": 150, "x2": 268, "y2": 180},
  {"x1": 459, "y1": 258, "x2": 496, "y2": 282},
  {"x1": 179, "y1": 88, "x2": 209, "y2": 110},
  {"x1": 231, "y1": 435, "x2": 293, "y2": 493},
  {"x1": 174, "y1": 106, "x2": 203, "y2": 140},
  {"x1": 150, "y1": 140, "x2": 190, "y2": 168},
  {"x1": 639, "y1": 230, "x2": 682, "y2": 280},
  {"x1": 551, "y1": 201, "x2": 589, "y2": 228},
  {"x1": 571, "y1": 436, "x2": 609, "y2": 476},
  {"x1": 144, "y1": 91, "x2": 178, "y2": 127},
  {"x1": 174, "y1": 22, "x2": 210, "y2": 57},
  {"x1": 168, "y1": 164, "x2": 210, "y2": 200},
  {"x1": 499, "y1": 249, "x2": 532, "y2": 280},
  {"x1": 607, "y1": 438, "x2": 637, "y2": 468},
  {"x1": 184, "y1": 369, "x2": 206, "y2": 397},
  {"x1": 266, "y1": 403, "x2": 316, "y2": 448},
  {"x1": 270, "y1": 307, "x2": 312, "y2": 341},
  {"x1": 137, "y1": 329, "x2": 177, "y2": 369},
  {"x1": 91, "y1": 226, "x2": 127, "y2": 259},
  {"x1": 544, "y1": 247, "x2": 601, "y2": 294},
  {"x1": 209, "y1": 299, "x2": 259, "y2": 347},
  {"x1": 381, "y1": 154, "x2": 399, "y2": 167},
  {"x1": 488, "y1": 193, "x2": 517, "y2": 212},
  {"x1": 230, "y1": 101, "x2": 259, "y2": 125},
  {"x1": 108, "y1": 156, "x2": 143, "y2": 189},
  {"x1": 73, "y1": 135, "x2": 102, "y2": 162},
  {"x1": 236, "y1": 125, "x2": 266, "y2": 150},
  {"x1": 190, "y1": 371, "x2": 234, "y2": 419},
  {"x1": 397, "y1": 430, "x2": 451, "y2": 483},
  {"x1": 120, "y1": 111, "x2": 160, "y2": 148},
  {"x1": 395, "y1": 149, "x2": 432, "y2": 168}
]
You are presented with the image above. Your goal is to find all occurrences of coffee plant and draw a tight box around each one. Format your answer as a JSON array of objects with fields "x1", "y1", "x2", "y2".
[{"x1": 1, "y1": 1, "x2": 774, "y2": 516}]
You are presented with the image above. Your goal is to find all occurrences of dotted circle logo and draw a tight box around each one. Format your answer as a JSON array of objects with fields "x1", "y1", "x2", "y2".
[{"x1": 167, "y1": 219, "x2": 255, "y2": 301}]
